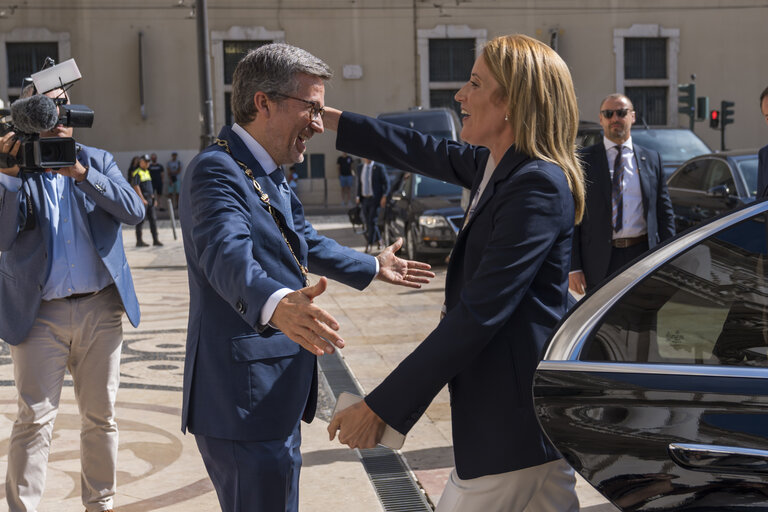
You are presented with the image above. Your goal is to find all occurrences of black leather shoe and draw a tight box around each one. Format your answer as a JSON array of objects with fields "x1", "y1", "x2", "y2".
[
  {"x1": 136, "y1": 240, "x2": 149, "y2": 247},
  {"x1": 153, "y1": 240, "x2": 164, "y2": 246}
]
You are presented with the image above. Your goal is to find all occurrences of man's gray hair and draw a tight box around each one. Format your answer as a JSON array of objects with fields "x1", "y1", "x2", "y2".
[{"x1": 231, "y1": 43, "x2": 332, "y2": 125}]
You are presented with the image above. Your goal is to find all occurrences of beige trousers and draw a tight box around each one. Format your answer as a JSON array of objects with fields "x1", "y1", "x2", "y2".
[
  {"x1": 436, "y1": 459, "x2": 580, "y2": 512},
  {"x1": 5, "y1": 285, "x2": 124, "y2": 512}
]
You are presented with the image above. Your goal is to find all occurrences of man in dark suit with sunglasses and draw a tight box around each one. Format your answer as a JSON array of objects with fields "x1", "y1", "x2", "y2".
[{"x1": 570, "y1": 93, "x2": 675, "y2": 295}]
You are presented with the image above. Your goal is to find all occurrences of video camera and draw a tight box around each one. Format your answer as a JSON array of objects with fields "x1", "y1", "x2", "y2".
[{"x1": 0, "y1": 58, "x2": 94, "y2": 172}]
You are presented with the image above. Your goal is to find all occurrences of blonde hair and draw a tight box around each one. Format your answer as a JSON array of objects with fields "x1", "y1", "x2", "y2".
[{"x1": 482, "y1": 34, "x2": 585, "y2": 223}]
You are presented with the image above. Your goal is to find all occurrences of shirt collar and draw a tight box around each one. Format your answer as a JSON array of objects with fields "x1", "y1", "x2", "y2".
[
  {"x1": 603, "y1": 135, "x2": 634, "y2": 152},
  {"x1": 232, "y1": 123, "x2": 280, "y2": 175}
]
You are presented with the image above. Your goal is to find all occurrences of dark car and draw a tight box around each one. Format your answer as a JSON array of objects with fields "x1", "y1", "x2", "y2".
[
  {"x1": 577, "y1": 123, "x2": 712, "y2": 178},
  {"x1": 383, "y1": 173, "x2": 464, "y2": 260},
  {"x1": 534, "y1": 201, "x2": 768, "y2": 511},
  {"x1": 667, "y1": 150, "x2": 760, "y2": 232}
]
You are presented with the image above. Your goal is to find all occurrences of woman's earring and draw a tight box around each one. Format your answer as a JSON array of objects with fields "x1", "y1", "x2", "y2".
[{"x1": 504, "y1": 114, "x2": 509, "y2": 121}]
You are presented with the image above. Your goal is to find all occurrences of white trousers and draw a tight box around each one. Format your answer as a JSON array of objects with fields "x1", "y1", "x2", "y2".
[
  {"x1": 5, "y1": 285, "x2": 124, "y2": 512},
  {"x1": 436, "y1": 459, "x2": 580, "y2": 512}
]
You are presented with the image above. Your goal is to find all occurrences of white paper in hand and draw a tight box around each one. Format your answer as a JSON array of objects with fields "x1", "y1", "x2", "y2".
[{"x1": 332, "y1": 392, "x2": 406, "y2": 450}]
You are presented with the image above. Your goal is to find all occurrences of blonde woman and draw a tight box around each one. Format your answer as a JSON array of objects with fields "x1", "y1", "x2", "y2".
[{"x1": 326, "y1": 34, "x2": 585, "y2": 511}]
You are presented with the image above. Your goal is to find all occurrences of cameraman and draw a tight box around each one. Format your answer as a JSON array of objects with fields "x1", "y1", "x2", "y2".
[{"x1": 0, "y1": 86, "x2": 144, "y2": 512}]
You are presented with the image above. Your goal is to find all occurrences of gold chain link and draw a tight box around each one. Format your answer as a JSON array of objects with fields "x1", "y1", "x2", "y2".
[{"x1": 214, "y1": 138, "x2": 309, "y2": 286}]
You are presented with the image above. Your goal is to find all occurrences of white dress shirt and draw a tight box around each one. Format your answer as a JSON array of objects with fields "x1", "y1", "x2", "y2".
[{"x1": 603, "y1": 136, "x2": 646, "y2": 239}]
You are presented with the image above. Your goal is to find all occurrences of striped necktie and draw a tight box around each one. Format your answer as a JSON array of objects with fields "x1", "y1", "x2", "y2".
[{"x1": 612, "y1": 146, "x2": 627, "y2": 233}]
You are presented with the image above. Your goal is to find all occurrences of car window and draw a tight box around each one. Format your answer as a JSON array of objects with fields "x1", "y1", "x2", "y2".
[
  {"x1": 668, "y1": 160, "x2": 708, "y2": 191},
  {"x1": 632, "y1": 129, "x2": 711, "y2": 164},
  {"x1": 704, "y1": 159, "x2": 736, "y2": 194},
  {"x1": 735, "y1": 156, "x2": 760, "y2": 197},
  {"x1": 412, "y1": 175, "x2": 462, "y2": 198},
  {"x1": 582, "y1": 212, "x2": 768, "y2": 366}
]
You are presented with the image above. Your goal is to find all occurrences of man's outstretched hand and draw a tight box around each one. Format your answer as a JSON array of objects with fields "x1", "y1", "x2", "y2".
[
  {"x1": 270, "y1": 277, "x2": 344, "y2": 356},
  {"x1": 375, "y1": 238, "x2": 435, "y2": 288}
]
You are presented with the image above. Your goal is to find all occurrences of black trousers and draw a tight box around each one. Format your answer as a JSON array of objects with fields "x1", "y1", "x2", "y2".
[
  {"x1": 136, "y1": 198, "x2": 159, "y2": 242},
  {"x1": 607, "y1": 240, "x2": 650, "y2": 276},
  {"x1": 361, "y1": 196, "x2": 381, "y2": 245}
]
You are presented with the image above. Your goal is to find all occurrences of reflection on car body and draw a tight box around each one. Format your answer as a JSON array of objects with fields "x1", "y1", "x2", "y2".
[
  {"x1": 668, "y1": 150, "x2": 760, "y2": 232},
  {"x1": 534, "y1": 201, "x2": 768, "y2": 511}
]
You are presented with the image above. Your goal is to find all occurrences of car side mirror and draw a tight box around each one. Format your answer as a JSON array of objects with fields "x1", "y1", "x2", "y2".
[{"x1": 707, "y1": 184, "x2": 730, "y2": 199}]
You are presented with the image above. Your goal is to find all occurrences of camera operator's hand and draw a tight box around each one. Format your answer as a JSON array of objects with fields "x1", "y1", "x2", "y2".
[
  {"x1": 0, "y1": 131, "x2": 21, "y2": 178},
  {"x1": 54, "y1": 160, "x2": 88, "y2": 183}
]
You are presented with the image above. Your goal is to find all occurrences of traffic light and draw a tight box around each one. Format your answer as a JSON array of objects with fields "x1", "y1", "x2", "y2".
[
  {"x1": 696, "y1": 97, "x2": 709, "y2": 121},
  {"x1": 710, "y1": 109, "x2": 719, "y2": 129},
  {"x1": 721, "y1": 100, "x2": 735, "y2": 127},
  {"x1": 678, "y1": 83, "x2": 696, "y2": 130}
]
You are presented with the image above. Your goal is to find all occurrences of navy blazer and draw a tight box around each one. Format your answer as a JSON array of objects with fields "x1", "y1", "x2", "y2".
[
  {"x1": 571, "y1": 142, "x2": 675, "y2": 290},
  {"x1": 179, "y1": 126, "x2": 378, "y2": 441},
  {"x1": 0, "y1": 145, "x2": 144, "y2": 346},
  {"x1": 337, "y1": 112, "x2": 574, "y2": 479},
  {"x1": 757, "y1": 144, "x2": 768, "y2": 199}
]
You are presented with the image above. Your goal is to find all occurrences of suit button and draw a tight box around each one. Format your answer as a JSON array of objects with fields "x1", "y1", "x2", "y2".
[{"x1": 236, "y1": 300, "x2": 246, "y2": 314}]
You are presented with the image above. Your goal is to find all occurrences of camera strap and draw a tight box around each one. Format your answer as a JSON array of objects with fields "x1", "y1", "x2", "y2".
[{"x1": 213, "y1": 138, "x2": 309, "y2": 286}]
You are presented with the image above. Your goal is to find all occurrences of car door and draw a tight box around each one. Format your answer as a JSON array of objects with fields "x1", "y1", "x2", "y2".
[
  {"x1": 534, "y1": 202, "x2": 768, "y2": 511},
  {"x1": 667, "y1": 159, "x2": 710, "y2": 231}
]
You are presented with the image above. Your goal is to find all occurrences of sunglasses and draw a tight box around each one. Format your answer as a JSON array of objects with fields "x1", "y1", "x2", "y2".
[{"x1": 600, "y1": 109, "x2": 632, "y2": 119}]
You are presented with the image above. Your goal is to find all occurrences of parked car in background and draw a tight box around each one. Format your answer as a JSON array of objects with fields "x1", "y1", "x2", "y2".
[
  {"x1": 667, "y1": 150, "x2": 760, "y2": 231},
  {"x1": 376, "y1": 107, "x2": 462, "y2": 190},
  {"x1": 374, "y1": 107, "x2": 466, "y2": 260},
  {"x1": 534, "y1": 200, "x2": 768, "y2": 511},
  {"x1": 576, "y1": 123, "x2": 712, "y2": 178},
  {"x1": 383, "y1": 173, "x2": 463, "y2": 260}
]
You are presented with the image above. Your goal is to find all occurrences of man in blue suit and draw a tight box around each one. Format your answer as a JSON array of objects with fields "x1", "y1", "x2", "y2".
[
  {"x1": 569, "y1": 93, "x2": 675, "y2": 294},
  {"x1": 0, "y1": 87, "x2": 144, "y2": 512},
  {"x1": 356, "y1": 157, "x2": 388, "y2": 252},
  {"x1": 179, "y1": 43, "x2": 433, "y2": 512},
  {"x1": 756, "y1": 86, "x2": 768, "y2": 198}
]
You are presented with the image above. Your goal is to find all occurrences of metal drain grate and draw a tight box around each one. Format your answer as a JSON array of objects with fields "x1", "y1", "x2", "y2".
[{"x1": 319, "y1": 351, "x2": 434, "y2": 511}]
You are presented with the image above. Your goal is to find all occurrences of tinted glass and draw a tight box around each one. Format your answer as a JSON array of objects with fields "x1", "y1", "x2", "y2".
[
  {"x1": 413, "y1": 175, "x2": 462, "y2": 198},
  {"x1": 429, "y1": 89, "x2": 461, "y2": 121},
  {"x1": 668, "y1": 160, "x2": 708, "y2": 191},
  {"x1": 632, "y1": 129, "x2": 711, "y2": 164},
  {"x1": 378, "y1": 111, "x2": 457, "y2": 140},
  {"x1": 705, "y1": 160, "x2": 736, "y2": 194},
  {"x1": 583, "y1": 212, "x2": 768, "y2": 366},
  {"x1": 734, "y1": 156, "x2": 759, "y2": 197}
]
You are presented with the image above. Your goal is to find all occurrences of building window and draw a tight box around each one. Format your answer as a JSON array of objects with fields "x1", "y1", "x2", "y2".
[
  {"x1": 221, "y1": 40, "x2": 270, "y2": 126},
  {"x1": 624, "y1": 38, "x2": 666, "y2": 79},
  {"x1": 614, "y1": 25, "x2": 679, "y2": 126},
  {"x1": 0, "y1": 29, "x2": 69, "y2": 104},
  {"x1": 626, "y1": 86, "x2": 668, "y2": 126},
  {"x1": 210, "y1": 27, "x2": 285, "y2": 129},
  {"x1": 418, "y1": 25, "x2": 486, "y2": 117}
]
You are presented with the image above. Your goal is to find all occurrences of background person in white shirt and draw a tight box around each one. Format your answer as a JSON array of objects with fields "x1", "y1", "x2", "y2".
[{"x1": 569, "y1": 93, "x2": 675, "y2": 295}]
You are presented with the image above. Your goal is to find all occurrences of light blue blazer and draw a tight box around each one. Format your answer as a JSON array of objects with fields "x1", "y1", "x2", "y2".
[{"x1": 0, "y1": 144, "x2": 144, "y2": 345}]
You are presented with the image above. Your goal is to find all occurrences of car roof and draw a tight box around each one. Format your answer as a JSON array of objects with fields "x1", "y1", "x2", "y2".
[{"x1": 690, "y1": 149, "x2": 759, "y2": 158}]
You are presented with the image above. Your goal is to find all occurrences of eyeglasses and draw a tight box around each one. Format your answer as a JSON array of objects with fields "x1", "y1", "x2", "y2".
[
  {"x1": 272, "y1": 92, "x2": 325, "y2": 120},
  {"x1": 600, "y1": 109, "x2": 632, "y2": 119}
]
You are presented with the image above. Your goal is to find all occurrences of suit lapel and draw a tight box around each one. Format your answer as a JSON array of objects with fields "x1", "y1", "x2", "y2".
[
  {"x1": 634, "y1": 145, "x2": 651, "y2": 217},
  {"x1": 221, "y1": 127, "x2": 305, "y2": 258},
  {"x1": 595, "y1": 144, "x2": 612, "y2": 206}
]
